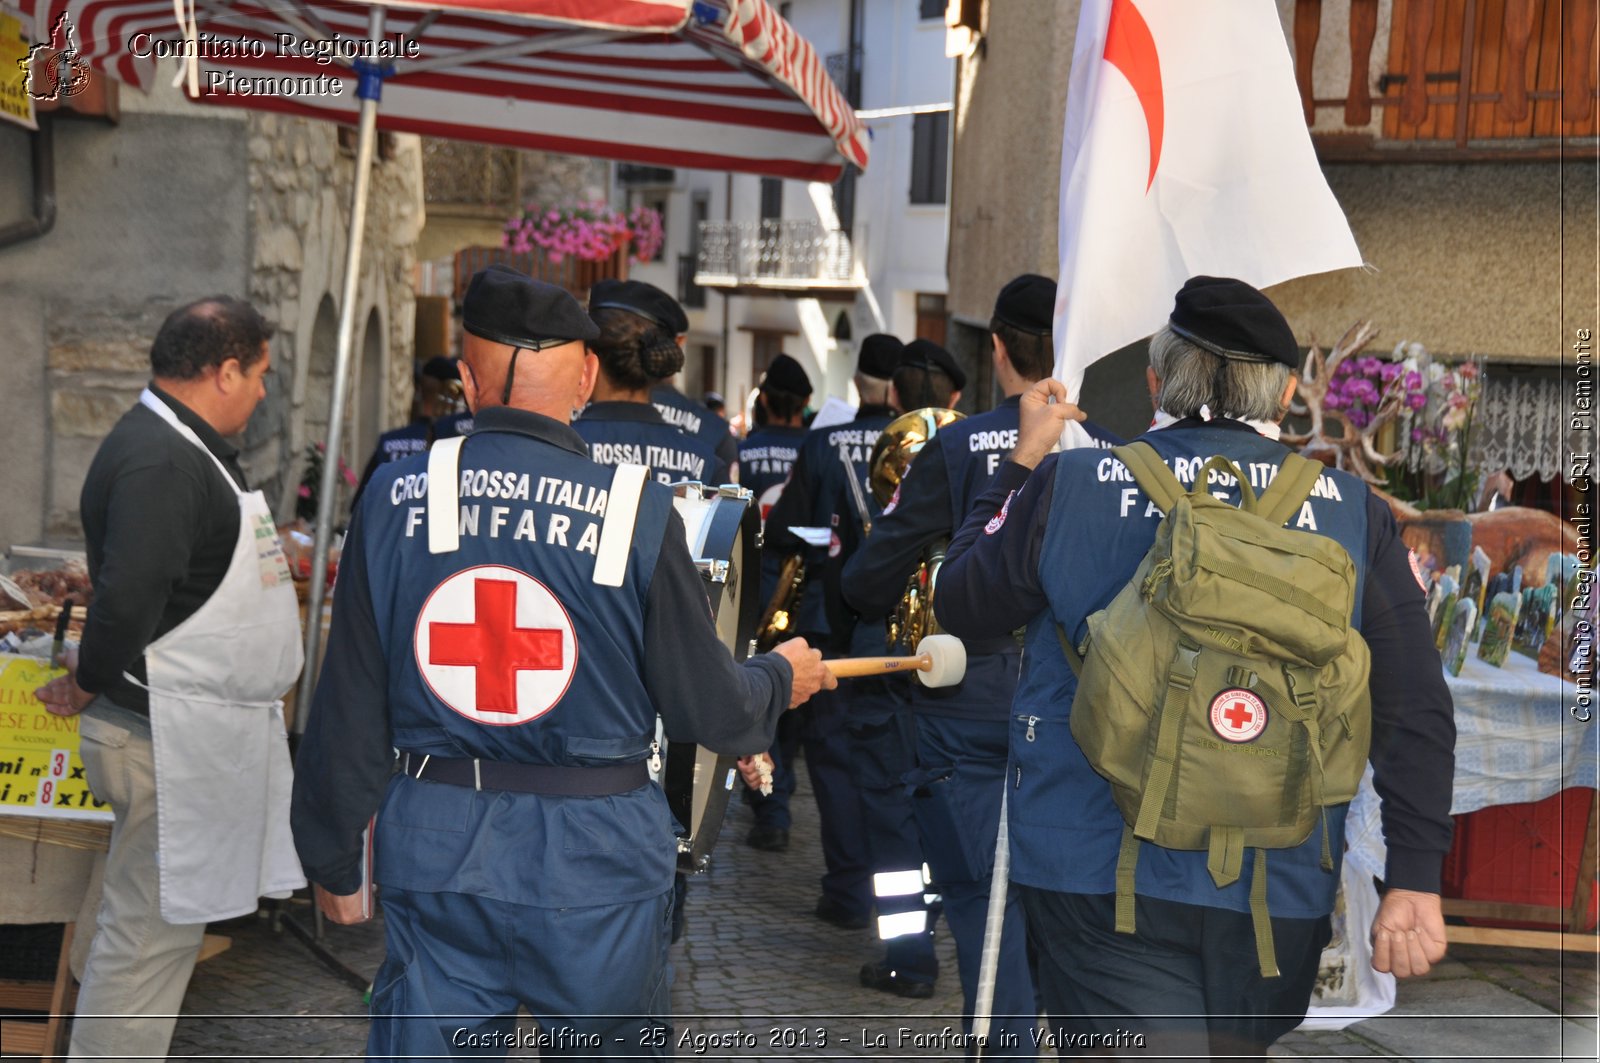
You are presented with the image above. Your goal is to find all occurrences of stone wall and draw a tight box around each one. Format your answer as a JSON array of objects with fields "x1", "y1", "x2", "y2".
[
  {"x1": 0, "y1": 86, "x2": 423, "y2": 550},
  {"x1": 245, "y1": 115, "x2": 424, "y2": 521},
  {"x1": 414, "y1": 146, "x2": 608, "y2": 276},
  {"x1": 0, "y1": 106, "x2": 252, "y2": 547},
  {"x1": 518, "y1": 150, "x2": 609, "y2": 209},
  {"x1": 946, "y1": 0, "x2": 1079, "y2": 327}
]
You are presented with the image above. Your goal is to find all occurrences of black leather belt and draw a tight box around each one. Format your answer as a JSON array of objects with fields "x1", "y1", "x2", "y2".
[{"x1": 399, "y1": 752, "x2": 649, "y2": 796}]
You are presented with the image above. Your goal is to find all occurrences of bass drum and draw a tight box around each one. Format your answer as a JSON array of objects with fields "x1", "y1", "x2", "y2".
[{"x1": 662, "y1": 482, "x2": 760, "y2": 873}]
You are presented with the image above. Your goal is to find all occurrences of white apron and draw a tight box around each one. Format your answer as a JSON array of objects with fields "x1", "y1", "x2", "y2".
[{"x1": 131, "y1": 389, "x2": 307, "y2": 924}]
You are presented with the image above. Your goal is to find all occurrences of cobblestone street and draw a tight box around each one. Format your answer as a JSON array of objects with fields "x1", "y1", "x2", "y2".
[{"x1": 137, "y1": 768, "x2": 1597, "y2": 1061}]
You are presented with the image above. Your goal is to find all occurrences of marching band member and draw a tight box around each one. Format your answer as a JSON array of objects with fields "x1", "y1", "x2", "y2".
[
  {"x1": 354, "y1": 355, "x2": 460, "y2": 497},
  {"x1": 574, "y1": 280, "x2": 728, "y2": 485},
  {"x1": 843, "y1": 276, "x2": 1118, "y2": 1051},
  {"x1": 736, "y1": 353, "x2": 814, "y2": 853},
  {"x1": 831, "y1": 338, "x2": 967, "y2": 1000},
  {"x1": 642, "y1": 298, "x2": 739, "y2": 474},
  {"x1": 290, "y1": 266, "x2": 834, "y2": 1058},
  {"x1": 934, "y1": 277, "x2": 1453, "y2": 1058},
  {"x1": 759, "y1": 334, "x2": 904, "y2": 930}
]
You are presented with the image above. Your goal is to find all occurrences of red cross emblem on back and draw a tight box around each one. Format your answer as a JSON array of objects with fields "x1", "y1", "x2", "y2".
[
  {"x1": 429, "y1": 579, "x2": 563, "y2": 713},
  {"x1": 1209, "y1": 688, "x2": 1267, "y2": 743},
  {"x1": 415, "y1": 565, "x2": 578, "y2": 725}
]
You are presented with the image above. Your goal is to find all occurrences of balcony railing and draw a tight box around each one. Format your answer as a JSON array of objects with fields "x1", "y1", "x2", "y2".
[
  {"x1": 693, "y1": 221, "x2": 860, "y2": 294},
  {"x1": 1292, "y1": 0, "x2": 1597, "y2": 159}
]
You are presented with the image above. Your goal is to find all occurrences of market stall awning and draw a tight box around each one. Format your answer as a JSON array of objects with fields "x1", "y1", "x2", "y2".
[{"x1": 22, "y1": 0, "x2": 869, "y2": 180}]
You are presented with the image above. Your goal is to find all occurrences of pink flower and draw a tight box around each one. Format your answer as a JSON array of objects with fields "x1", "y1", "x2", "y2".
[{"x1": 298, "y1": 485, "x2": 311, "y2": 499}]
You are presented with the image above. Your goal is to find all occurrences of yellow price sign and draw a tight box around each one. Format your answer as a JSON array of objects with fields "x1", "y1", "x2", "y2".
[
  {"x1": 0, "y1": 654, "x2": 113, "y2": 820},
  {"x1": 0, "y1": 5, "x2": 36, "y2": 131}
]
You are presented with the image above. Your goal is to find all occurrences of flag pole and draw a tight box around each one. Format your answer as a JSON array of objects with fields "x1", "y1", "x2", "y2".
[
  {"x1": 971, "y1": 784, "x2": 1010, "y2": 1053},
  {"x1": 296, "y1": 3, "x2": 388, "y2": 735}
]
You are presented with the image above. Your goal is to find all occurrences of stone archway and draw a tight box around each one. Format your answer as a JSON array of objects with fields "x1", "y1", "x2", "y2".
[
  {"x1": 304, "y1": 294, "x2": 340, "y2": 442},
  {"x1": 356, "y1": 305, "x2": 387, "y2": 476}
]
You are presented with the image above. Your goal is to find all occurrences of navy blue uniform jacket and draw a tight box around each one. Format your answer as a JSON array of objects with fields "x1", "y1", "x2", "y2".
[{"x1": 291, "y1": 407, "x2": 792, "y2": 906}]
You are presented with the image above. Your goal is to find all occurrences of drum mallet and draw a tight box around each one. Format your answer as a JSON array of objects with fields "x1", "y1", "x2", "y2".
[{"x1": 824, "y1": 634, "x2": 967, "y2": 688}]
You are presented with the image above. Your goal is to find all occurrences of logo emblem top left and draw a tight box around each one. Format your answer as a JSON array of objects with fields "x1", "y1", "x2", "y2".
[{"x1": 414, "y1": 565, "x2": 578, "y2": 726}]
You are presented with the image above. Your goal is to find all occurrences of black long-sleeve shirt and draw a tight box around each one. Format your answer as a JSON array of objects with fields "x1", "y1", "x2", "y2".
[
  {"x1": 934, "y1": 423, "x2": 1457, "y2": 894},
  {"x1": 77, "y1": 384, "x2": 246, "y2": 714}
]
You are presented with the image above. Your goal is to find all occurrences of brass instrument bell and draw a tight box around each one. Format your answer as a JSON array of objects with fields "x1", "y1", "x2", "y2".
[
  {"x1": 867, "y1": 407, "x2": 967, "y2": 506},
  {"x1": 754, "y1": 553, "x2": 805, "y2": 653},
  {"x1": 866, "y1": 407, "x2": 965, "y2": 652}
]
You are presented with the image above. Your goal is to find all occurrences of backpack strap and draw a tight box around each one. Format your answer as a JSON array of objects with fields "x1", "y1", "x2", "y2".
[
  {"x1": 1191, "y1": 455, "x2": 1259, "y2": 513},
  {"x1": 1132, "y1": 637, "x2": 1201, "y2": 841},
  {"x1": 1055, "y1": 622, "x2": 1084, "y2": 677},
  {"x1": 1113, "y1": 443, "x2": 1185, "y2": 515},
  {"x1": 1257, "y1": 452, "x2": 1326, "y2": 527},
  {"x1": 1250, "y1": 848, "x2": 1280, "y2": 978},
  {"x1": 1115, "y1": 825, "x2": 1140, "y2": 935}
]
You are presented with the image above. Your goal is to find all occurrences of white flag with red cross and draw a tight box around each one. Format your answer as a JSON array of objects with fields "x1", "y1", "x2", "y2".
[{"x1": 1053, "y1": 0, "x2": 1362, "y2": 433}]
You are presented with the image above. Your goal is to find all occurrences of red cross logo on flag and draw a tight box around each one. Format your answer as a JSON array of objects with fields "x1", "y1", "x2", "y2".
[
  {"x1": 1208, "y1": 688, "x2": 1267, "y2": 744},
  {"x1": 414, "y1": 565, "x2": 578, "y2": 725}
]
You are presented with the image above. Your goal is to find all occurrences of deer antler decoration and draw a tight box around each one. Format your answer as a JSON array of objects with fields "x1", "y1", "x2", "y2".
[{"x1": 1282, "y1": 320, "x2": 1402, "y2": 485}]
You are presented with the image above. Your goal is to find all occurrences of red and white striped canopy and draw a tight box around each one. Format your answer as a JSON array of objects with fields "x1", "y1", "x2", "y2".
[{"x1": 21, "y1": 0, "x2": 868, "y2": 179}]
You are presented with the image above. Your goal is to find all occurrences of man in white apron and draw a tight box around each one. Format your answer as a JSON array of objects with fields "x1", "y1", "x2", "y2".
[{"x1": 36, "y1": 296, "x2": 305, "y2": 1063}]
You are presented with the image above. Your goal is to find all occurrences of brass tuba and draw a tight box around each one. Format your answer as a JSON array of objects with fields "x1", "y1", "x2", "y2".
[{"x1": 867, "y1": 407, "x2": 966, "y2": 652}]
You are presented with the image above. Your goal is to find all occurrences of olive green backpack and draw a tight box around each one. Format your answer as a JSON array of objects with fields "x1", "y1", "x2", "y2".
[{"x1": 1060, "y1": 442, "x2": 1372, "y2": 977}]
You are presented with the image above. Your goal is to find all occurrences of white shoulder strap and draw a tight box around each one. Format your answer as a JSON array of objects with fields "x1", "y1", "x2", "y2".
[
  {"x1": 593, "y1": 463, "x2": 649, "y2": 587},
  {"x1": 426, "y1": 435, "x2": 467, "y2": 555},
  {"x1": 138, "y1": 388, "x2": 245, "y2": 495}
]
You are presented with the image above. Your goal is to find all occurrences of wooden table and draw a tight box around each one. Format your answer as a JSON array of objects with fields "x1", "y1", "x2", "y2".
[{"x1": 1344, "y1": 651, "x2": 1597, "y2": 952}]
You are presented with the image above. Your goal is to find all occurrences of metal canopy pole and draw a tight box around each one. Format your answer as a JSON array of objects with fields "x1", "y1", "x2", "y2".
[{"x1": 295, "y1": 3, "x2": 388, "y2": 733}]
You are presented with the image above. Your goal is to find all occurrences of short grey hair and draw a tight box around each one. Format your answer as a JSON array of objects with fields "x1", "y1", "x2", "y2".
[
  {"x1": 1147, "y1": 325, "x2": 1294, "y2": 422},
  {"x1": 854, "y1": 372, "x2": 891, "y2": 407}
]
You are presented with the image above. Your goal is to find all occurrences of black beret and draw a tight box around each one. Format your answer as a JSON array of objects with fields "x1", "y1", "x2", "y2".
[
  {"x1": 463, "y1": 265, "x2": 598, "y2": 349},
  {"x1": 589, "y1": 279, "x2": 689, "y2": 335},
  {"x1": 1168, "y1": 276, "x2": 1300, "y2": 368},
  {"x1": 419, "y1": 355, "x2": 459, "y2": 382},
  {"x1": 856, "y1": 333, "x2": 904, "y2": 379},
  {"x1": 899, "y1": 338, "x2": 967, "y2": 392},
  {"x1": 993, "y1": 273, "x2": 1056, "y2": 335},
  {"x1": 587, "y1": 278, "x2": 622, "y2": 307},
  {"x1": 760, "y1": 353, "x2": 812, "y2": 397}
]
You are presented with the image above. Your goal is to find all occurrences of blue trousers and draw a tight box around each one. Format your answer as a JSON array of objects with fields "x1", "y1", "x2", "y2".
[
  {"x1": 368, "y1": 886, "x2": 672, "y2": 1060},
  {"x1": 1019, "y1": 887, "x2": 1331, "y2": 1059},
  {"x1": 843, "y1": 689, "x2": 938, "y2": 981},
  {"x1": 911, "y1": 713, "x2": 1037, "y2": 1059},
  {"x1": 798, "y1": 685, "x2": 873, "y2": 918}
]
